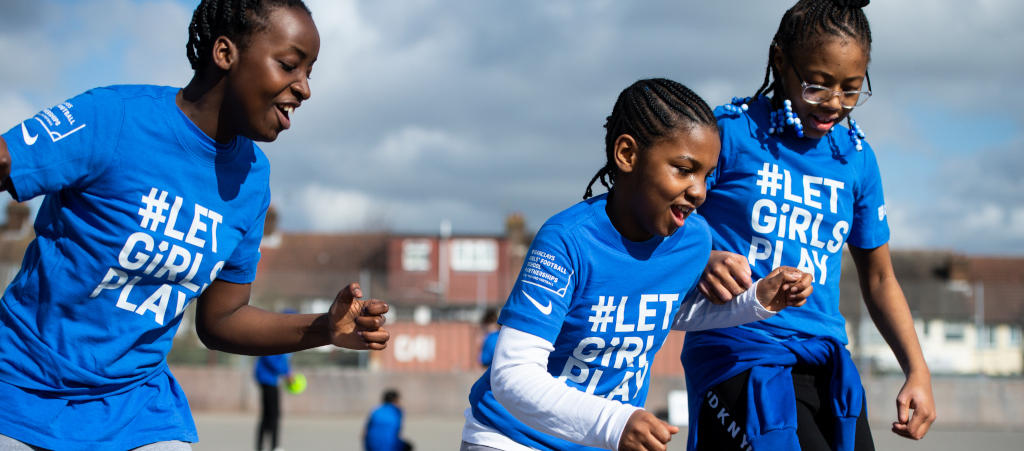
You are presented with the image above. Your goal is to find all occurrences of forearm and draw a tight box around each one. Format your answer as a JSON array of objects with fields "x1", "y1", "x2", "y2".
[
  {"x1": 852, "y1": 244, "x2": 929, "y2": 377},
  {"x1": 861, "y1": 275, "x2": 929, "y2": 376},
  {"x1": 672, "y1": 280, "x2": 773, "y2": 331},
  {"x1": 491, "y1": 327, "x2": 638, "y2": 450},
  {"x1": 0, "y1": 136, "x2": 14, "y2": 194},
  {"x1": 198, "y1": 304, "x2": 330, "y2": 355},
  {"x1": 196, "y1": 280, "x2": 331, "y2": 355}
]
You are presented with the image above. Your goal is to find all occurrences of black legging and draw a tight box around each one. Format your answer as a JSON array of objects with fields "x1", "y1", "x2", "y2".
[
  {"x1": 696, "y1": 365, "x2": 875, "y2": 451},
  {"x1": 257, "y1": 384, "x2": 281, "y2": 451}
]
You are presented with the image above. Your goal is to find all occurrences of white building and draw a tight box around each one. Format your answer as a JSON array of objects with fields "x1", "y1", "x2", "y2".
[{"x1": 841, "y1": 252, "x2": 1024, "y2": 376}]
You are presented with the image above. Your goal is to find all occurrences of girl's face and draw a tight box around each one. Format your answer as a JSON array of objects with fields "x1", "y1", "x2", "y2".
[
  {"x1": 773, "y1": 38, "x2": 869, "y2": 140},
  {"x1": 612, "y1": 126, "x2": 720, "y2": 242},
  {"x1": 225, "y1": 6, "x2": 320, "y2": 142}
]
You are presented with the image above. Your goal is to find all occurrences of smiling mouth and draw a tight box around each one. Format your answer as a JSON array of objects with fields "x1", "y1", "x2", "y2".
[
  {"x1": 276, "y1": 105, "x2": 295, "y2": 129},
  {"x1": 671, "y1": 205, "x2": 691, "y2": 226},
  {"x1": 809, "y1": 114, "x2": 838, "y2": 131}
]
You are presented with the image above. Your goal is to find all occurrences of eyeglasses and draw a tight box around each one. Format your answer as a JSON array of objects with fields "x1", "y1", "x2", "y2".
[{"x1": 782, "y1": 47, "x2": 872, "y2": 109}]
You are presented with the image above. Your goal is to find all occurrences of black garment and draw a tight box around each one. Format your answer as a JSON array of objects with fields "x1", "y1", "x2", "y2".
[
  {"x1": 696, "y1": 365, "x2": 875, "y2": 451},
  {"x1": 257, "y1": 384, "x2": 281, "y2": 451}
]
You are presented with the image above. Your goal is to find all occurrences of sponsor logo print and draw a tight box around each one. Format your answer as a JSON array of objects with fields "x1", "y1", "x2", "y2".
[
  {"x1": 878, "y1": 204, "x2": 886, "y2": 221},
  {"x1": 21, "y1": 123, "x2": 37, "y2": 145},
  {"x1": 523, "y1": 290, "x2": 552, "y2": 315}
]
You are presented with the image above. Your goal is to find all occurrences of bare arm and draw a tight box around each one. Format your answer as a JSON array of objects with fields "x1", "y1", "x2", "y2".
[
  {"x1": 195, "y1": 280, "x2": 389, "y2": 356},
  {"x1": 0, "y1": 136, "x2": 13, "y2": 194},
  {"x1": 849, "y1": 243, "x2": 936, "y2": 440}
]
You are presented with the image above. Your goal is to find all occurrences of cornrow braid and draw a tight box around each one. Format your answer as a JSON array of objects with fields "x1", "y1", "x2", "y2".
[
  {"x1": 186, "y1": 0, "x2": 311, "y2": 72},
  {"x1": 753, "y1": 0, "x2": 872, "y2": 106},
  {"x1": 583, "y1": 79, "x2": 717, "y2": 200}
]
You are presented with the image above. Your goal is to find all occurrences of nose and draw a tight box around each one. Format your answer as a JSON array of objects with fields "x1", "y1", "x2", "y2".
[
  {"x1": 686, "y1": 179, "x2": 708, "y2": 207},
  {"x1": 292, "y1": 74, "x2": 311, "y2": 101},
  {"x1": 821, "y1": 93, "x2": 842, "y2": 111}
]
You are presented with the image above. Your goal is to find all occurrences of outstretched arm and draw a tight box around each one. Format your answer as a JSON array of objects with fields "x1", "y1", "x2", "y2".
[
  {"x1": 195, "y1": 280, "x2": 389, "y2": 356},
  {"x1": 490, "y1": 326, "x2": 677, "y2": 451},
  {"x1": 849, "y1": 243, "x2": 936, "y2": 440},
  {"x1": 0, "y1": 137, "x2": 13, "y2": 194},
  {"x1": 673, "y1": 266, "x2": 812, "y2": 332}
]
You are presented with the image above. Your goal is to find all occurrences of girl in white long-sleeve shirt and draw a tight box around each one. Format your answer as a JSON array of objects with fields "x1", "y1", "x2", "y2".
[{"x1": 461, "y1": 79, "x2": 813, "y2": 451}]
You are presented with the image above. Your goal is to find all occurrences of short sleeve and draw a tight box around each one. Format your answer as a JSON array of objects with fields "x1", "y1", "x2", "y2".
[
  {"x1": 846, "y1": 143, "x2": 890, "y2": 249},
  {"x1": 497, "y1": 224, "x2": 579, "y2": 344},
  {"x1": 1, "y1": 88, "x2": 124, "y2": 201},
  {"x1": 217, "y1": 187, "x2": 271, "y2": 284}
]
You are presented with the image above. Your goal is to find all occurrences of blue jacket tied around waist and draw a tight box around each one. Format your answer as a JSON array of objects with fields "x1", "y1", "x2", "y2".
[{"x1": 681, "y1": 328, "x2": 864, "y2": 451}]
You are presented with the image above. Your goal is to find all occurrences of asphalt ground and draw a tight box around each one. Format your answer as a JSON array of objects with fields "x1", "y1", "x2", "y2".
[{"x1": 193, "y1": 412, "x2": 1024, "y2": 451}]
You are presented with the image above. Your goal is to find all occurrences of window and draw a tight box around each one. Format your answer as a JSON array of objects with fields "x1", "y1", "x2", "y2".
[
  {"x1": 944, "y1": 323, "x2": 965, "y2": 342},
  {"x1": 402, "y1": 239, "x2": 432, "y2": 271},
  {"x1": 450, "y1": 239, "x2": 498, "y2": 272},
  {"x1": 1010, "y1": 326, "x2": 1022, "y2": 347},
  {"x1": 977, "y1": 325, "x2": 997, "y2": 349}
]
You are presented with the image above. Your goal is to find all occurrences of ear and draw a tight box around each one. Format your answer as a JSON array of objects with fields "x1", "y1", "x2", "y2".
[
  {"x1": 771, "y1": 44, "x2": 786, "y2": 78},
  {"x1": 612, "y1": 134, "x2": 639, "y2": 174},
  {"x1": 211, "y1": 36, "x2": 239, "y2": 71}
]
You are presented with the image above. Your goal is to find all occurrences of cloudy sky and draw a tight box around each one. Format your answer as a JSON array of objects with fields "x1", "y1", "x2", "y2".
[{"x1": 1, "y1": 0, "x2": 1022, "y2": 255}]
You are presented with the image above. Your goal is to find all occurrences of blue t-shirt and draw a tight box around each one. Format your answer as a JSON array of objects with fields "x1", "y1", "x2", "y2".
[
  {"x1": 696, "y1": 96, "x2": 889, "y2": 343},
  {"x1": 469, "y1": 194, "x2": 711, "y2": 451},
  {"x1": 364, "y1": 403, "x2": 404, "y2": 451},
  {"x1": 255, "y1": 354, "x2": 291, "y2": 386},
  {"x1": 0, "y1": 85, "x2": 271, "y2": 450}
]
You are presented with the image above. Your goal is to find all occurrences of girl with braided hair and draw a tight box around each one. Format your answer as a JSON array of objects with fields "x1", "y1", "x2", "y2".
[
  {"x1": 461, "y1": 78, "x2": 815, "y2": 451},
  {"x1": 0, "y1": 1, "x2": 389, "y2": 449},
  {"x1": 680, "y1": 1, "x2": 936, "y2": 450}
]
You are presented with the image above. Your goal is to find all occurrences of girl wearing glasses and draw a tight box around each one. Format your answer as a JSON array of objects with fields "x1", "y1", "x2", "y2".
[{"x1": 679, "y1": 1, "x2": 936, "y2": 450}]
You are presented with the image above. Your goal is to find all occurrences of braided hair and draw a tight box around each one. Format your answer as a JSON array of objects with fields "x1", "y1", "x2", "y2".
[
  {"x1": 753, "y1": 0, "x2": 872, "y2": 104},
  {"x1": 583, "y1": 78, "x2": 717, "y2": 200},
  {"x1": 186, "y1": 0, "x2": 311, "y2": 72}
]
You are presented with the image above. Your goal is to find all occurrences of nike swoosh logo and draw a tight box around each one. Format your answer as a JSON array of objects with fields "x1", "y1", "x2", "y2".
[
  {"x1": 21, "y1": 123, "x2": 37, "y2": 145},
  {"x1": 523, "y1": 291, "x2": 552, "y2": 315}
]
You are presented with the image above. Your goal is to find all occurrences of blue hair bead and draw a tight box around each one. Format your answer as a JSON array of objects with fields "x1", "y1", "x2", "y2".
[
  {"x1": 741, "y1": 104, "x2": 748, "y2": 111},
  {"x1": 784, "y1": 99, "x2": 792, "y2": 107},
  {"x1": 786, "y1": 117, "x2": 794, "y2": 125},
  {"x1": 847, "y1": 118, "x2": 867, "y2": 151}
]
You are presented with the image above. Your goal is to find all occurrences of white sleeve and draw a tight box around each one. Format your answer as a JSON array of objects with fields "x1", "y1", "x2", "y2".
[
  {"x1": 490, "y1": 326, "x2": 641, "y2": 451},
  {"x1": 671, "y1": 279, "x2": 775, "y2": 331}
]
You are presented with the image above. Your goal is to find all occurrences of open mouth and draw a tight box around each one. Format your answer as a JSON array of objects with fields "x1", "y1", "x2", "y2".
[
  {"x1": 276, "y1": 105, "x2": 295, "y2": 129},
  {"x1": 808, "y1": 114, "x2": 838, "y2": 132},
  {"x1": 671, "y1": 205, "x2": 691, "y2": 226}
]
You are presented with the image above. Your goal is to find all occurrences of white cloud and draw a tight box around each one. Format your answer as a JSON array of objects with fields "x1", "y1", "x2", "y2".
[{"x1": 1, "y1": 0, "x2": 1022, "y2": 254}]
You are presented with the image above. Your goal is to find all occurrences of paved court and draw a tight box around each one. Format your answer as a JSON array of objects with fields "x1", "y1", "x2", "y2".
[{"x1": 193, "y1": 412, "x2": 1024, "y2": 451}]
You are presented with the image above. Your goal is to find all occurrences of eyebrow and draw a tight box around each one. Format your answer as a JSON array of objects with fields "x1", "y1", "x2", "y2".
[
  {"x1": 805, "y1": 69, "x2": 864, "y2": 84},
  {"x1": 290, "y1": 46, "x2": 308, "y2": 60}
]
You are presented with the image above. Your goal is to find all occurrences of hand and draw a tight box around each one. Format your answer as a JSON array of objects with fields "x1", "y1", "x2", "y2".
[
  {"x1": 327, "y1": 283, "x2": 390, "y2": 350},
  {"x1": 892, "y1": 372, "x2": 936, "y2": 440},
  {"x1": 755, "y1": 266, "x2": 813, "y2": 312},
  {"x1": 618, "y1": 410, "x2": 678, "y2": 451},
  {"x1": 699, "y1": 251, "x2": 753, "y2": 305}
]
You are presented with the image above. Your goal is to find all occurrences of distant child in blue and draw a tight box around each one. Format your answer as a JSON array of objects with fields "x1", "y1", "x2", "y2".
[
  {"x1": 461, "y1": 78, "x2": 815, "y2": 451},
  {"x1": 681, "y1": 1, "x2": 936, "y2": 450},
  {"x1": 479, "y1": 309, "x2": 500, "y2": 367},
  {"x1": 0, "y1": 1, "x2": 389, "y2": 450},
  {"x1": 364, "y1": 390, "x2": 413, "y2": 451},
  {"x1": 254, "y1": 309, "x2": 297, "y2": 451}
]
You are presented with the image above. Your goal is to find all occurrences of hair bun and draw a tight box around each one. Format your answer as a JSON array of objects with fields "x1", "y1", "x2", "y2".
[{"x1": 830, "y1": 0, "x2": 869, "y2": 8}]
